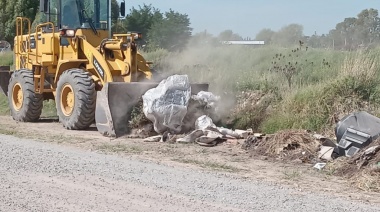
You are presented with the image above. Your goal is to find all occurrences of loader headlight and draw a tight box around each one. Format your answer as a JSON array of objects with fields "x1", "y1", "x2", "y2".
[
  {"x1": 133, "y1": 33, "x2": 142, "y2": 40},
  {"x1": 60, "y1": 29, "x2": 76, "y2": 37},
  {"x1": 65, "y1": 30, "x2": 75, "y2": 37}
]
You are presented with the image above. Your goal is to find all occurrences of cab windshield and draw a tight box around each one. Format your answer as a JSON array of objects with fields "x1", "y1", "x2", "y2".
[{"x1": 61, "y1": 0, "x2": 109, "y2": 30}]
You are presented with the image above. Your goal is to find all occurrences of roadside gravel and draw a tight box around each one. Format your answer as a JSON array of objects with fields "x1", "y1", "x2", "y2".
[{"x1": 0, "y1": 134, "x2": 378, "y2": 212}]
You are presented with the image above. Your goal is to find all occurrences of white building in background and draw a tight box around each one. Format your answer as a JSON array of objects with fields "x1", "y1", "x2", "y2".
[{"x1": 221, "y1": 41, "x2": 265, "y2": 45}]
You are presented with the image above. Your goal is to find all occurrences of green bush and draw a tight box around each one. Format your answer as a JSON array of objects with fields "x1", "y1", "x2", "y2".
[
  {"x1": 0, "y1": 93, "x2": 10, "y2": 115},
  {"x1": 261, "y1": 50, "x2": 380, "y2": 133},
  {"x1": 0, "y1": 52, "x2": 13, "y2": 66}
]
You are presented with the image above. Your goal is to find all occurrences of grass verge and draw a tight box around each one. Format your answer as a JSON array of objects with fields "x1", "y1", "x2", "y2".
[{"x1": 173, "y1": 158, "x2": 241, "y2": 172}]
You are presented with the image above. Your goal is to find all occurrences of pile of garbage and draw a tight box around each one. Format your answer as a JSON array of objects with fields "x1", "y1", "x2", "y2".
[
  {"x1": 142, "y1": 114, "x2": 252, "y2": 146},
  {"x1": 239, "y1": 111, "x2": 380, "y2": 170},
  {"x1": 137, "y1": 74, "x2": 251, "y2": 146},
  {"x1": 132, "y1": 75, "x2": 380, "y2": 176},
  {"x1": 353, "y1": 143, "x2": 380, "y2": 171}
]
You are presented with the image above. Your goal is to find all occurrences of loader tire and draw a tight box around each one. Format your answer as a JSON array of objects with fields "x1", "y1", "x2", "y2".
[
  {"x1": 7, "y1": 69, "x2": 43, "y2": 122},
  {"x1": 56, "y1": 69, "x2": 96, "y2": 130}
]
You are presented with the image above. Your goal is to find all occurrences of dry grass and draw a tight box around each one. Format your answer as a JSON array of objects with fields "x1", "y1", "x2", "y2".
[
  {"x1": 172, "y1": 158, "x2": 241, "y2": 172},
  {"x1": 97, "y1": 143, "x2": 144, "y2": 154},
  {"x1": 282, "y1": 169, "x2": 302, "y2": 181},
  {"x1": 251, "y1": 130, "x2": 321, "y2": 163},
  {"x1": 353, "y1": 171, "x2": 380, "y2": 192},
  {"x1": 225, "y1": 90, "x2": 276, "y2": 130},
  {"x1": 333, "y1": 139, "x2": 380, "y2": 192},
  {"x1": 340, "y1": 50, "x2": 378, "y2": 79}
]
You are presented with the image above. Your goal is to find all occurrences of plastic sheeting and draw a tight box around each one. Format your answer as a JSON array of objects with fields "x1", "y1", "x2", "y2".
[
  {"x1": 142, "y1": 75, "x2": 191, "y2": 133},
  {"x1": 195, "y1": 115, "x2": 217, "y2": 130},
  {"x1": 191, "y1": 91, "x2": 220, "y2": 108}
]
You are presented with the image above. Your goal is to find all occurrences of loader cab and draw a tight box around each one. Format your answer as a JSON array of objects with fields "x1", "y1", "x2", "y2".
[{"x1": 39, "y1": 0, "x2": 116, "y2": 38}]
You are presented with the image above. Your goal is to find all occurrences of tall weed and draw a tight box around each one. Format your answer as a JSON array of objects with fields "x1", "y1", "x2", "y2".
[{"x1": 262, "y1": 50, "x2": 380, "y2": 134}]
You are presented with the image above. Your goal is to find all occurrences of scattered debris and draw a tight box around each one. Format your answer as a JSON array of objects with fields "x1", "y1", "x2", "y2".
[
  {"x1": 181, "y1": 93, "x2": 220, "y2": 133},
  {"x1": 313, "y1": 163, "x2": 327, "y2": 170},
  {"x1": 217, "y1": 127, "x2": 241, "y2": 138},
  {"x1": 143, "y1": 135, "x2": 162, "y2": 143},
  {"x1": 351, "y1": 144, "x2": 380, "y2": 169},
  {"x1": 336, "y1": 139, "x2": 380, "y2": 176},
  {"x1": 235, "y1": 129, "x2": 250, "y2": 139},
  {"x1": 195, "y1": 130, "x2": 225, "y2": 147},
  {"x1": 195, "y1": 115, "x2": 216, "y2": 130},
  {"x1": 318, "y1": 146, "x2": 334, "y2": 161},
  {"x1": 253, "y1": 133, "x2": 265, "y2": 138},
  {"x1": 191, "y1": 91, "x2": 220, "y2": 109},
  {"x1": 166, "y1": 115, "x2": 252, "y2": 146},
  {"x1": 176, "y1": 130, "x2": 204, "y2": 144},
  {"x1": 335, "y1": 111, "x2": 380, "y2": 157}
]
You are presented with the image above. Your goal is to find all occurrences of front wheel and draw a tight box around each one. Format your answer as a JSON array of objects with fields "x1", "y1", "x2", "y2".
[
  {"x1": 7, "y1": 69, "x2": 43, "y2": 122},
  {"x1": 56, "y1": 69, "x2": 96, "y2": 130}
]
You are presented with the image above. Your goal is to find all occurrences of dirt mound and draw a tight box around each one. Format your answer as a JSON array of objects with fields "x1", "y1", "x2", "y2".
[{"x1": 246, "y1": 130, "x2": 321, "y2": 163}]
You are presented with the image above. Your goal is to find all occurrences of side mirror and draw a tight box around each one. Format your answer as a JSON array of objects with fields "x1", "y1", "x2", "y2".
[
  {"x1": 39, "y1": 0, "x2": 48, "y2": 13},
  {"x1": 120, "y1": 1, "x2": 126, "y2": 17}
]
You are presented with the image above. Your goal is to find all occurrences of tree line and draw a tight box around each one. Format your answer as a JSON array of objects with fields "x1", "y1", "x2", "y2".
[
  {"x1": 0, "y1": 1, "x2": 192, "y2": 52},
  {"x1": 254, "y1": 8, "x2": 380, "y2": 50},
  {"x1": 115, "y1": 4, "x2": 192, "y2": 51}
]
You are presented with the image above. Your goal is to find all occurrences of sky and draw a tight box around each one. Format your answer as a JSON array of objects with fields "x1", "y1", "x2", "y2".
[{"x1": 120, "y1": 0, "x2": 380, "y2": 38}]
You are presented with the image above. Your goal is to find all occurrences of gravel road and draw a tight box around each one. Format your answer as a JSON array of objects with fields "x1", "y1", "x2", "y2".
[{"x1": 0, "y1": 134, "x2": 378, "y2": 212}]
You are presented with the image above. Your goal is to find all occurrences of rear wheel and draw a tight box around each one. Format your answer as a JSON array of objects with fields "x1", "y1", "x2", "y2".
[
  {"x1": 7, "y1": 69, "x2": 43, "y2": 122},
  {"x1": 56, "y1": 69, "x2": 96, "y2": 130}
]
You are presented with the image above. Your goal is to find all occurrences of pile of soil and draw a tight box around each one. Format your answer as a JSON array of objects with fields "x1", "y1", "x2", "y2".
[{"x1": 246, "y1": 130, "x2": 321, "y2": 163}]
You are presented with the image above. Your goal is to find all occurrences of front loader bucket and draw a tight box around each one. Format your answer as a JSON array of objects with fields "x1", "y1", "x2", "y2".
[
  {"x1": 0, "y1": 66, "x2": 11, "y2": 96},
  {"x1": 95, "y1": 82, "x2": 209, "y2": 138}
]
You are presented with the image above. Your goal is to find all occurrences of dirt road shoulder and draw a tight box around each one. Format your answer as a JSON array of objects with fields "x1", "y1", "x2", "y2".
[{"x1": 0, "y1": 116, "x2": 379, "y2": 205}]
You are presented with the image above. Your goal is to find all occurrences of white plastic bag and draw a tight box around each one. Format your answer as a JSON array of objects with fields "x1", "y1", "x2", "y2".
[
  {"x1": 192, "y1": 91, "x2": 220, "y2": 108},
  {"x1": 195, "y1": 115, "x2": 217, "y2": 130},
  {"x1": 142, "y1": 75, "x2": 191, "y2": 133}
]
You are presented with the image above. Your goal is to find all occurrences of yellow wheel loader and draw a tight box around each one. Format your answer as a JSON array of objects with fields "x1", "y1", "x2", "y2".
[{"x1": 0, "y1": 0, "x2": 208, "y2": 137}]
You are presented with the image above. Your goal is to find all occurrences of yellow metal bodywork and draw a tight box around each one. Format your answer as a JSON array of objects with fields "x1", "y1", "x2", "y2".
[{"x1": 13, "y1": 17, "x2": 153, "y2": 99}]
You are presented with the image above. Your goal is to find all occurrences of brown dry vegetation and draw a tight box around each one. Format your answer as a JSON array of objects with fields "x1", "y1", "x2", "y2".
[
  {"x1": 332, "y1": 139, "x2": 380, "y2": 192},
  {"x1": 240, "y1": 128, "x2": 380, "y2": 192}
]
